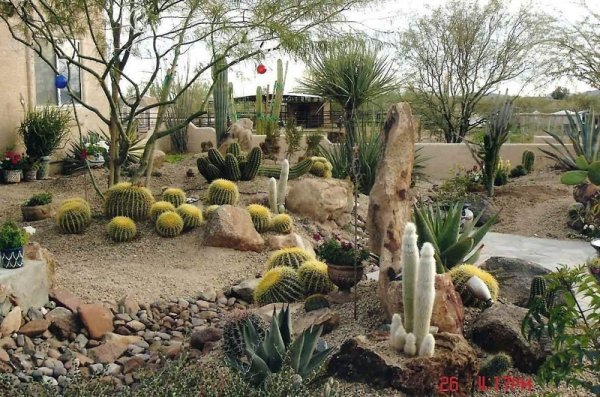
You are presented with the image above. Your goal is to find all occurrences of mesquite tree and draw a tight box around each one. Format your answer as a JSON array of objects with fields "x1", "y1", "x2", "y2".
[{"x1": 0, "y1": 0, "x2": 368, "y2": 187}]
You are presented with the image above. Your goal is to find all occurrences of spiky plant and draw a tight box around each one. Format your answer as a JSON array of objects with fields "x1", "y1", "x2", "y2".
[
  {"x1": 271, "y1": 214, "x2": 293, "y2": 234},
  {"x1": 254, "y1": 266, "x2": 304, "y2": 306},
  {"x1": 56, "y1": 199, "x2": 92, "y2": 234},
  {"x1": 297, "y1": 260, "x2": 334, "y2": 295},
  {"x1": 222, "y1": 310, "x2": 267, "y2": 360},
  {"x1": 162, "y1": 188, "x2": 186, "y2": 207},
  {"x1": 265, "y1": 247, "x2": 313, "y2": 270},
  {"x1": 176, "y1": 204, "x2": 203, "y2": 230},
  {"x1": 247, "y1": 204, "x2": 272, "y2": 233},
  {"x1": 310, "y1": 161, "x2": 326, "y2": 177},
  {"x1": 258, "y1": 158, "x2": 313, "y2": 180},
  {"x1": 155, "y1": 211, "x2": 184, "y2": 238},
  {"x1": 478, "y1": 353, "x2": 512, "y2": 379},
  {"x1": 448, "y1": 264, "x2": 499, "y2": 307},
  {"x1": 107, "y1": 216, "x2": 137, "y2": 242},
  {"x1": 149, "y1": 201, "x2": 176, "y2": 222},
  {"x1": 104, "y1": 182, "x2": 155, "y2": 220},
  {"x1": 304, "y1": 294, "x2": 330, "y2": 312},
  {"x1": 207, "y1": 179, "x2": 239, "y2": 205}
]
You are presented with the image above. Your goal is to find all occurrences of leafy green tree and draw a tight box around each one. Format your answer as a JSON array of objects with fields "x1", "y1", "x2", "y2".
[{"x1": 551, "y1": 86, "x2": 570, "y2": 100}]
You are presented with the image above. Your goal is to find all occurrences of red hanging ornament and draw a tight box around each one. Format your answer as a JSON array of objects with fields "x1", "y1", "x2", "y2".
[{"x1": 256, "y1": 64, "x2": 267, "y2": 74}]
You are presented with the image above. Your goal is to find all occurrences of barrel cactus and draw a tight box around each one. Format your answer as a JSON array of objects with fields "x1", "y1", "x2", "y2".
[
  {"x1": 309, "y1": 157, "x2": 333, "y2": 178},
  {"x1": 271, "y1": 214, "x2": 293, "y2": 234},
  {"x1": 104, "y1": 182, "x2": 155, "y2": 220},
  {"x1": 254, "y1": 266, "x2": 304, "y2": 306},
  {"x1": 56, "y1": 199, "x2": 92, "y2": 234},
  {"x1": 155, "y1": 211, "x2": 184, "y2": 237},
  {"x1": 107, "y1": 216, "x2": 137, "y2": 242},
  {"x1": 207, "y1": 179, "x2": 239, "y2": 205},
  {"x1": 247, "y1": 204, "x2": 272, "y2": 233},
  {"x1": 162, "y1": 188, "x2": 186, "y2": 207},
  {"x1": 479, "y1": 353, "x2": 512, "y2": 379},
  {"x1": 176, "y1": 204, "x2": 203, "y2": 230},
  {"x1": 448, "y1": 264, "x2": 499, "y2": 307},
  {"x1": 265, "y1": 247, "x2": 313, "y2": 270},
  {"x1": 522, "y1": 150, "x2": 535, "y2": 173},
  {"x1": 298, "y1": 260, "x2": 334, "y2": 295},
  {"x1": 149, "y1": 201, "x2": 176, "y2": 222},
  {"x1": 222, "y1": 310, "x2": 267, "y2": 359},
  {"x1": 304, "y1": 294, "x2": 330, "y2": 312}
]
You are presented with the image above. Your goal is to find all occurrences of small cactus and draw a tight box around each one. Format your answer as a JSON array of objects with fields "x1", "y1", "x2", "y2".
[
  {"x1": 56, "y1": 199, "x2": 92, "y2": 234},
  {"x1": 297, "y1": 260, "x2": 334, "y2": 295},
  {"x1": 222, "y1": 310, "x2": 268, "y2": 359},
  {"x1": 265, "y1": 247, "x2": 313, "y2": 270},
  {"x1": 310, "y1": 161, "x2": 326, "y2": 177},
  {"x1": 162, "y1": 188, "x2": 186, "y2": 207},
  {"x1": 104, "y1": 182, "x2": 155, "y2": 221},
  {"x1": 527, "y1": 275, "x2": 555, "y2": 316},
  {"x1": 155, "y1": 211, "x2": 184, "y2": 237},
  {"x1": 242, "y1": 147, "x2": 262, "y2": 181},
  {"x1": 207, "y1": 179, "x2": 239, "y2": 205},
  {"x1": 448, "y1": 264, "x2": 499, "y2": 307},
  {"x1": 522, "y1": 150, "x2": 535, "y2": 173},
  {"x1": 309, "y1": 157, "x2": 333, "y2": 178},
  {"x1": 176, "y1": 204, "x2": 203, "y2": 230},
  {"x1": 208, "y1": 148, "x2": 226, "y2": 171},
  {"x1": 107, "y1": 216, "x2": 137, "y2": 242},
  {"x1": 247, "y1": 204, "x2": 272, "y2": 233},
  {"x1": 149, "y1": 201, "x2": 176, "y2": 222},
  {"x1": 478, "y1": 353, "x2": 512, "y2": 379},
  {"x1": 227, "y1": 142, "x2": 241, "y2": 157},
  {"x1": 304, "y1": 294, "x2": 330, "y2": 312},
  {"x1": 254, "y1": 266, "x2": 304, "y2": 306},
  {"x1": 271, "y1": 214, "x2": 293, "y2": 234},
  {"x1": 224, "y1": 153, "x2": 242, "y2": 181},
  {"x1": 197, "y1": 146, "x2": 263, "y2": 182}
]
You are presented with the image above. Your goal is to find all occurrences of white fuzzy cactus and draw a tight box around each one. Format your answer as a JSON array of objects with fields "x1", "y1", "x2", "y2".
[
  {"x1": 390, "y1": 222, "x2": 436, "y2": 357},
  {"x1": 268, "y1": 177, "x2": 278, "y2": 213}
]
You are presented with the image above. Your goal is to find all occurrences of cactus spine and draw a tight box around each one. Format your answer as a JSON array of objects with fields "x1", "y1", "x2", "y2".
[
  {"x1": 228, "y1": 82, "x2": 238, "y2": 123},
  {"x1": 277, "y1": 159, "x2": 289, "y2": 213},
  {"x1": 207, "y1": 179, "x2": 239, "y2": 205},
  {"x1": 522, "y1": 150, "x2": 535, "y2": 172},
  {"x1": 247, "y1": 204, "x2": 272, "y2": 233},
  {"x1": 155, "y1": 211, "x2": 184, "y2": 237},
  {"x1": 297, "y1": 260, "x2": 334, "y2": 295},
  {"x1": 402, "y1": 223, "x2": 418, "y2": 333},
  {"x1": 162, "y1": 188, "x2": 186, "y2": 207},
  {"x1": 107, "y1": 216, "x2": 137, "y2": 242},
  {"x1": 176, "y1": 204, "x2": 203, "y2": 230},
  {"x1": 266, "y1": 247, "x2": 313, "y2": 270},
  {"x1": 212, "y1": 56, "x2": 229, "y2": 144},
  {"x1": 56, "y1": 199, "x2": 92, "y2": 234},
  {"x1": 254, "y1": 266, "x2": 304, "y2": 306},
  {"x1": 258, "y1": 158, "x2": 314, "y2": 180},
  {"x1": 271, "y1": 214, "x2": 293, "y2": 234}
]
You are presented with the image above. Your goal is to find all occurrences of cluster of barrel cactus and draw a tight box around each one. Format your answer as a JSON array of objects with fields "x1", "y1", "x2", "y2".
[
  {"x1": 297, "y1": 260, "x2": 334, "y2": 295},
  {"x1": 207, "y1": 179, "x2": 239, "y2": 205},
  {"x1": 104, "y1": 182, "x2": 155, "y2": 220},
  {"x1": 107, "y1": 216, "x2": 137, "y2": 242},
  {"x1": 254, "y1": 266, "x2": 305, "y2": 306},
  {"x1": 150, "y1": 201, "x2": 176, "y2": 222},
  {"x1": 448, "y1": 264, "x2": 499, "y2": 307},
  {"x1": 247, "y1": 204, "x2": 272, "y2": 232},
  {"x1": 222, "y1": 310, "x2": 267, "y2": 360},
  {"x1": 56, "y1": 198, "x2": 92, "y2": 234},
  {"x1": 510, "y1": 150, "x2": 535, "y2": 178},
  {"x1": 265, "y1": 247, "x2": 313, "y2": 270},
  {"x1": 197, "y1": 144, "x2": 263, "y2": 182},
  {"x1": 162, "y1": 188, "x2": 186, "y2": 207},
  {"x1": 155, "y1": 211, "x2": 184, "y2": 237},
  {"x1": 309, "y1": 157, "x2": 333, "y2": 178},
  {"x1": 478, "y1": 353, "x2": 512, "y2": 379},
  {"x1": 304, "y1": 293, "x2": 330, "y2": 312},
  {"x1": 176, "y1": 204, "x2": 203, "y2": 230}
]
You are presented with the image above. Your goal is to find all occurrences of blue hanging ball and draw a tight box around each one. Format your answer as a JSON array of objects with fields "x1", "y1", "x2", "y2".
[{"x1": 55, "y1": 75, "x2": 68, "y2": 89}]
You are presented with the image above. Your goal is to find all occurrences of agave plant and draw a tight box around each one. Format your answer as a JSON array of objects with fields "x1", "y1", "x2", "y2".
[
  {"x1": 560, "y1": 155, "x2": 600, "y2": 186},
  {"x1": 413, "y1": 202, "x2": 498, "y2": 273},
  {"x1": 227, "y1": 306, "x2": 331, "y2": 386},
  {"x1": 539, "y1": 110, "x2": 600, "y2": 170}
]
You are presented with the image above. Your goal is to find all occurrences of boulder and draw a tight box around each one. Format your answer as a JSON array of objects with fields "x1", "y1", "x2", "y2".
[
  {"x1": 466, "y1": 195, "x2": 498, "y2": 226},
  {"x1": 383, "y1": 273, "x2": 464, "y2": 334},
  {"x1": 88, "y1": 341, "x2": 128, "y2": 364},
  {"x1": 0, "y1": 258, "x2": 50, "y2": 311},
  {"x1": 18, "y1": 319, "x2": 49, "y2": 337},
  {"x1": 230, "y1": 278, "x2": 260, "y2": 303},
  {"x1": 286, "y1": 178, "x2": 352, "y2": 224},
  {"x1": 327, "y1": 333, "x2": 478, "y2": 396},
  {"x1": 204, "y1": 205, "x2": 264, "y2": 252},
  {"x1": 79, "y1": 303, "x2": 114, "y2": 340},
  {"x1": 294, "y1": 308, "x2": 340, "y2": 335},
  {"x1": 480, "y1": 257, "x2": 550, "y2": 307},
  {"x1": 470, "y1": 303, "x2": 548, "y2": 373},
  {"x1": 46, "y1": 307, "x2": 79, "y2": 339},
  {"x1": 0, "y1": 306, "x2": 22, "y2": 336},
  {"x1": 152, "y1": 150, "x2": 166, "y2": 169},
  {"x1": 267, "y1": 233, "x2": 316, "y2": 257},
  {"x1": 24, "y1": 242, "x2": 57, "y2": 288}
]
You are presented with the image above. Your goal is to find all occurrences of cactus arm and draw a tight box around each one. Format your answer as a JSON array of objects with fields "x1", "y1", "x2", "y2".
[
  {"x1": 228, "y1": 82, "x2": 238, "y2": 123},
  {"x1": 401, "y1": 223, "x2": 419, "y2": 333},
  {"x1": 413, "y1": 243, "x2": 436, "y2": 351},
  {"x1": 212, "y1": 56, "x2": 229, "y2": 144},
  {"x1": 277, "y1": 159, "x2": 289, "y2": 210},
  {"x1": 418, "y1": 333, "x2": 435, "y2": 357},
  {"x1": 268, "y1": 177, "x2": 278, "y2": 214},
  {"x1": 256, "y1": 86, "x2": 264, "y2": 135},
  {"x1": 403, "y1": 333, "x2": 417, "y2": 356}
]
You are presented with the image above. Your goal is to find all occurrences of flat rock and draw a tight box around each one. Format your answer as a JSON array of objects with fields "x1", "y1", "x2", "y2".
[
  {"x1": 49, "y1": 289, "x2": 83, "y2": 313},
  {"x1": 79, "y1": 303, "x2": 114, "y2": 340},
  {"x1": 190, "y1": 327, "x2": 223, "y2": 350},
  {"x1": 88, "y1": 341, "x2": 128, "y2": 364},
  {"x1": 18, "y1": 319, "x2": 49, "y2": 337},
  {"x1": 230, "y1": 278, "x2": 260, "y2": 303},
  {"x1": 1, "y1": 306, "x2": 22, "y2": 337},
  {"x1": 46, "y1": 307, "x2": 79, "y2": 339},
  {"x1": 470, "y1": 302, "x2": 548, "y2": 373},
  {"x1": 286, "y1": 177, "x2": 351, "y2": 224},
  {"x1": 204, "y1": 205, "x2": 264, "y2": 252},
  {"x1": 294, "y1": 308, "x2": 340, "y2": 335},
  {"x1": 327, "y1": 333, "x2": 478, "y2": 396}
]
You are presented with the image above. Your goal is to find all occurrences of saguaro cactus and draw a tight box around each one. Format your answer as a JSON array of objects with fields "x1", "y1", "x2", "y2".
[
  {"x1": 212, "y1": 56, "x2": 229, "y2": 144},
  {"x1": 255, "y1": 86, "x2": 264, "y2": 135},
  {"x1": 228, "y1": 82, "x2": 238, "y2": 123}
]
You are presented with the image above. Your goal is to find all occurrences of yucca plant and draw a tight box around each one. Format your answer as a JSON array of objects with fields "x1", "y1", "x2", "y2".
[
  {"x1": 413, "y1": 201, "x2": 498, "y2": 273},
  {"x1": 539, "y1": 110, "x2": 600, "y2": 170},
  {"x1": 227, "y1": 305, "x2": 331, "y2": 387}
]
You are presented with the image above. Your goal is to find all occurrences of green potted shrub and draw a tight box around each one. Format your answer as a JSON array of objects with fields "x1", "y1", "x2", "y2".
[
  {"x1": 0, "y1": 221, "x2": 30, "y2": 269},
  {"x1": 21, "y1": 192, "x2": 53, "y2": 221},
  {"x1": 22, "y1": 156, "x2": 39, "y2": 181},
  {"x1": 1, "y1": 150, "x2": 25, "y2": 183},
  {"x1": 314, "y1": 232, "x2": 369, "y2": 292}
]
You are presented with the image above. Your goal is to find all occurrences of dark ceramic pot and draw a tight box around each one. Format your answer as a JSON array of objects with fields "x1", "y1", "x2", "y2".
[
  {"x1": 0, "y1": 247, "x2": 24, "y2": 269},
  {"x1": 327, "y1": 263, "x2": 364, "y2": 292}
]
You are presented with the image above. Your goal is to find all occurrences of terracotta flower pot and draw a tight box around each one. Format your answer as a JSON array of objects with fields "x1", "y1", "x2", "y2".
[
  {"x1": 0, "y1": 247, "x2": 24, "y2": 269},
  {"x1": 21, "y1": 204, "x2": 54, "y2": 222},
  {"x1": 327, "y1": 263, "x2": 364, "y2": 293}
]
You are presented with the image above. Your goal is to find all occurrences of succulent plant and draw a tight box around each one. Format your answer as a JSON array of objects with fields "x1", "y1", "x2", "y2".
[
  {"x1": 304, "y1": 294, "x2": 330, "y2": 312},
  {"x1": 228, "y1": 142, "x2": 241, "y2": 157},
  {"x1": 509, "y1": 165, "x2": 527, "y2": 178},
  {"x1": 197, "y1": 157, "x2": 221, "y2": 182},
  {"x1": 310, "y1": 161, "x2": 326, "y2": 177},
  {"x1": 222, "y1": 309, "x2": 267, "y2": 360},
  {"x1": 155, "y1": 211, "x2": 184, "y2": 237},
  {"x1": 224, "y1": 153, "x2": 242, "y2": 181},
  {"x1": 56, "y1": 198, "x2": 92, "y2": 234},
  {"x1": 104, "y1": 182, "x2": 155, "y2": 221},
  {"x1": 258, "y1": 158, "x2": 314, "y2": 180},
  {"x1": 522, "y1": 150, "x2": 535, "y2": 173},
  {"x1": 197, "y1": 147, "x2": 263, "y2": 182},
  {"x1": 207, "y1": 179, "x2": 239, "y2": 205},
  {"x1": 527, "y1": 275, "x2": 555, "y2": 317},
  {"x1": 176, "y1": 204, "x2": 203, "y2": 230},
  {"x1": 247, "y1": 204, "x2": 272, "y2": 233},
  {"x1": 271, "y1": 214, "x2": 293, "y2": 234},
  {"x1": 149, "y1": 201, "x2": 176, "y2": 222},
  {"x1": 204, "y1": 204, "x2": 220, "y2": 218},
  {"x1": 297, "y1": 260, "x2": 334, "y2": 295},
  {"x1": 162, "y1": 188, "x2": 186, "y2": 207},
  {"x1": 254, "y1": 266, "x2": 304, "y2": 306},
  {"x1": 265, "y1": 247, "x2": 313, "y2": 270},
  {"x1": 561, "y1": 155, "x2": 600, "y2": 186},
  {"x1": 478, "y1": 353, "x2": 512, "y2": 379},
  {"x1": 448, "y1": 264, "x2": 499, "y2": 307},
  {"x1": 213, "y1": 56, "x2": 229, "y2": 144},
  {"x1": 106, "y1": 216, "x2": 137, "y2": 242},
  {"x1": 267, "y1": 160, "x2": 289, "y2": 214},
  {"x1": 309, "y1": 157, "x2": 333, "y2": 178}
]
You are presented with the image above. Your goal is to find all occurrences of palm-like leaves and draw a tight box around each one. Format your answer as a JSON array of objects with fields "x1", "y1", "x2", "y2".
[{"x1": 539, "y1": 110, "x2": 600, "y2": 170}]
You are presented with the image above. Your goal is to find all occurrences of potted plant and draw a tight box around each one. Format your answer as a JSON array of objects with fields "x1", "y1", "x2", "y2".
[
  {"x1": 22, "y1": 157, "x2": 39, "y2": 181},
  {"x1": 1, "y1": 150, "x2": 25, "y2": 183},
  {"x1": 587, "y1": 258, "x2": 600, "y2": 284},
  {"x1": 84, "y1": 139, "x2": 109, "y2": 167},
  {"x1": 21, "y1": 192, "x2": 53, "y2": 221},
  {"x1": 0, "y1": 221, "x2": 30, "y2": 269},
  {"x1": 314, "y1": 232, "x2": 370, "y2": 292}
]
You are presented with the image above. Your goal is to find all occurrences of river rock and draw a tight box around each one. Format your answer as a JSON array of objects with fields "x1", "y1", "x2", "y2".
[
  {"x1": 79, "y1": 303, "x2": 114, "y2": 340},
  {"x1": 88, "y1": 341, "x2": 128, "y2": 364},
  {"x1": 294, "y1": 308, "x2": 340, "y2": 335},
  {"x1": 46, "y1": 307, "x2": 79, "y2": 340},
  {"x1": 18, "y1": 319, "x2": 49, "y2": 337},
  {"x1": 204, "y1": 205, "x2": 264, "y2": 252},
  {"x1": 190, "y1": 327, "x2": 223, "y2": 350}
]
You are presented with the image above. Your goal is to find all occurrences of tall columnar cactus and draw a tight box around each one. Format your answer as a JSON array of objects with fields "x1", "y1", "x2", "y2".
[
  {"x1": 269, "y1": 59, "x2": 285, "y2": 130},
  {"x1": 176, "y1": 204, "x2": 203, "y2": 230},
  {"x1": 224, "y1": 154, "x2": 242, "y2": 181},
  {"x1": 242, "y1": 147, "x2": 262, "y2": 181},
  {"x1": 277, "y1": 159, "x2": 289, "y2": 214},
  {"x1": 258, "y1": 158, "x2": 314, "y2": 180},
  {"x1": 522, "y1": 150, "x2": 535, "y2": 173},
  {"x1": 207, "y1": 179, "x2": 239, "y2": 205},
  {"x1": 271, "y1": 214, "x2": 293, "y2": 234},
  {"x1": 56, "y1": 199, "x2": 92, "y2": 234},
  {"x1": 162, "y1": 188, "x2": 186, "y2": 208},
  {"x1": 390, "y1": 223, "x2": 436, "y2": 357},
  {"x1": 256, "y1": 86, "x2": 264, "y2": 135},
  {"x1": 266, "y1": 247, "x2": 313, "y2": 270},
  {"x1": 155, "y1": 211, "x2": 184, "y2": 237},
  {"x1": 104, "y1": 183, "x2": 155, "y2": 221},
  {"x1": 297, "y1": 260, "x2": 334, "y2": 295},
  {"x1": 213, "y1": 56, "x2": 229, "y2": 144},
  {"x1": 247, "y1": 204, "x2": 272, "y2": 233},
  {"x1": 208, "y1": 148, "x2": 226, "y2": 171},
  {"x1": 448, "y1": 264, "x2": 499, "y2": 307},
  {"x1": 222, "y1": 310, "x2": 267, "y2": 359},
  {"x1": 254, "y1": 266, "x2": 304, "y2": 306},
  {"x1": 268, "y1": 177, "x2": 278, "y2": 213},
  {"x1": 150, "y1": 201, "x2": 176, "y2": 222},
  {"x1": 107, "y1": 216, "x2": 137, "y2": 242},
  {"x1": 228, "y1": 82, "x2": 238, "y2": 124},
  {"x1": 527, "y1": 275, "x2": 555, "y2": 316}
]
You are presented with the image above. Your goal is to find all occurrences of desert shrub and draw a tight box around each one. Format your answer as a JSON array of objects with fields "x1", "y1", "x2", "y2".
[{"x1": 23, "y1": 192, "x2": 52, "y2": 206}]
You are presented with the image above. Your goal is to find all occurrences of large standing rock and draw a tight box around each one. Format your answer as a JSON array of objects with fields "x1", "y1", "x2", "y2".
[
  {"x1": 79, "y1": 303, "x2": 114, "y2": 340},
  {"x1": 367, "y1": 103, "x2": 415, "y2": 317},
  {"x1": 204, "y1": 205, "x2": 264, "y2": 252},
  {"x1": 328, "y1": 333, "x2": 478, "y2": 396},
  {"x1": 384, "y1": 273, "x2": 464, "y2": 334},
  {"x1": 470, "y1": 303, "x2": 548, "y2": 373},
  {"x1": 480, "y1": 257, "x2": 550, "y2": 307},
  {"x1": 286, "y1": 178, "x2": 352, "y2": 224}
]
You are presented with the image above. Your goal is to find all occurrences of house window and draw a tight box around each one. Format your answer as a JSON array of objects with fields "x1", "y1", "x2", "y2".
[{"x1": 35, "y1": 41, "x2": 82, "y2": 106}]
